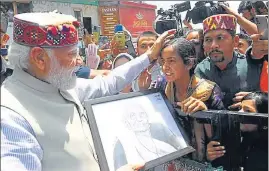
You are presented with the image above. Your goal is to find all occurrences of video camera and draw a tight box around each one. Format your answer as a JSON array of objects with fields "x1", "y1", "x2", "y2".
[
  {"x1": 186, "y1": 1, "x2": 229, "y2": 24},
  {"x1": 154, "y1": 1, "x2": 191, "y2": 36}
]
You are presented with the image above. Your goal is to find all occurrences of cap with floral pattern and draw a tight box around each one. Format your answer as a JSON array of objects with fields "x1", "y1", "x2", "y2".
[
  {"x1": 203, "y1": 14, "x2": 237, "y2": 34},
  {"x1": 13, "y1": 11, "x2": 80, "y2": 47}
]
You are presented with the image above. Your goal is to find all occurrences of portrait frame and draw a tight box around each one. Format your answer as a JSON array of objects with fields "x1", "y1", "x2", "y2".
[{"x1": 85, "y1": 89, "x2": 195, "y2": 171}]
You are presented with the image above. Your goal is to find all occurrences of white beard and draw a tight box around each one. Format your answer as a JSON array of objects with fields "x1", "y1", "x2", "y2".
[{"x1": 45, "y1": 53, "x2": 79, "y2": 90}]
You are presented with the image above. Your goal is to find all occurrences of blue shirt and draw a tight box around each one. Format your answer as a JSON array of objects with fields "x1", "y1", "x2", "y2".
[{"x1": 75, "y1": 66, "x2": 91, "y2": 79}]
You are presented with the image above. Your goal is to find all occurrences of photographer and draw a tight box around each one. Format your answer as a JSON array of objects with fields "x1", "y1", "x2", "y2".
[{"x1": 220, "y1": 3, "x2": 258, "y2": 35}]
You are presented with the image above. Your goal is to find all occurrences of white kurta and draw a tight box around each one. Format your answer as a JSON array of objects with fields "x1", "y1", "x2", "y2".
[{"x1": 1, "y1": 54, "x2": 150, "y2": 171}]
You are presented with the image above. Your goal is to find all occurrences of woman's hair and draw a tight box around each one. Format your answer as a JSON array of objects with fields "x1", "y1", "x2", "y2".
[
  {"x1": 161, "y1": 38, "x2": 197, "y2": 76},
  {"x1": 242, "y1": 91, "x2": 268, "y2": 114}
]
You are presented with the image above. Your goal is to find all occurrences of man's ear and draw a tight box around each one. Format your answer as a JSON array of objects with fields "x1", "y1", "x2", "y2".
[
  {"x1": 233, "y1": 35, "x2": 240, "y2": 47},
  {"x1": 29, "y1": 47, "x2": 47, "y2": 71}
]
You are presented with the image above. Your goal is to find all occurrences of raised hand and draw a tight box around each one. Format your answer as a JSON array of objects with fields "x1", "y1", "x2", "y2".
[
  {"x1": 145, "y1": 29, "x2": 176, "y2": 63},
  {"x1": 86, "y1": 43, "x2": 100, "y2": 69}
]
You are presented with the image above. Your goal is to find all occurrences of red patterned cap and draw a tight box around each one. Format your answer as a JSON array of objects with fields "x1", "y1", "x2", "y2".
[
  {"x1": 13, "y1": 12, "x2": 80, "y2": 47},
  {"x1": 203, "y1": 14, "x2": 237, "y2": 34}
]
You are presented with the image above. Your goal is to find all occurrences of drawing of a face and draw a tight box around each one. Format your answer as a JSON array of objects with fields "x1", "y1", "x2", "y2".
[{"x1": 124, "y1": 106, "x2": 150, "y2": 132}]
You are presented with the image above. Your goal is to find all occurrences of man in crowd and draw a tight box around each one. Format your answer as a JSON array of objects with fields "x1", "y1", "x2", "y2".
[
  {"x1": 134, "y1": 31, "x2": 162, "y2": 91},
  {"x1": 195, "y1": 14, "x2": 267, "y2": 109},
  {"x1": 237, "y1": 1, "x2": 267, "y2": 34},
  {"x1": 235, "y1": 33, "x2": 252, "y2": 54},
  {"x1": 238, "y1": 1, "x2": 256, "y2": 22},
  {"x1": 1, "y1": 12, "x2": 176, "y2": 171},
  {"x1": 185, "y1": 29, "x2": 206, "y2": 63},
  {"x1": 238, "y1": 1, "x2": 268, "y2": 21}
]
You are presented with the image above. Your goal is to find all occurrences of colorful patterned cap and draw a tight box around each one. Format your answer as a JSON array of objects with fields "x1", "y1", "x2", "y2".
[
  {"x1": 13, "y1": 12, "x2": 80, "y2": 48},
  {"x1": 203, "y1": 14, "x2": 237, "y2": 34}
]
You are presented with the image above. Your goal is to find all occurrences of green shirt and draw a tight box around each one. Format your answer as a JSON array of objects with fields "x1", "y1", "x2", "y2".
[{"x1": 195, "y1": 51, "x2": 262, "y2": 108}]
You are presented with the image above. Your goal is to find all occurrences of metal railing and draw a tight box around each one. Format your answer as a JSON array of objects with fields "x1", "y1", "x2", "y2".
[{"x1": 174, "y1": 109, "x2": 268, "y2": 171}]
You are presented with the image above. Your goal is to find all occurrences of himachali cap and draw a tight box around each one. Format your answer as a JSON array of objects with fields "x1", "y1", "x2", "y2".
[
  {"x1": 13, "y1": 12, "x2": 80, "y2": 48},
  {"x1": 203, "y1": 14, "x2": 237, "y2": 34}
]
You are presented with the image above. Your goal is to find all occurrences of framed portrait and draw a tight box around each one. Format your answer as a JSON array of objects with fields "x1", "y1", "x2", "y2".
[{"x1": 85, "y1": 89, "x2": 195, "y2": 171}]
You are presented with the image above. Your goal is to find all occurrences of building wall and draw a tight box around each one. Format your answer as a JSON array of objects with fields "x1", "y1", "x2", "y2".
[{"x1": 31, "y1": 0, "x2": 99, "y2": 26}]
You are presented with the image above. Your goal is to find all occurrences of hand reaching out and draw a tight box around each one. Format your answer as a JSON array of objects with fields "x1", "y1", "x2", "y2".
[
  {"x1": 138, "y1": 69, "x2": 152, "y2": 91},
  {"x1": 177, "y1": 96, "x2": 208, "y2": 115},
  {"x1": 207, "y1": 141, "x2": 226, "y2": 161},
  {"x1": 251, "y1": 34, "x2": 268, "y2": 59},
  {"x1": 220, "y1": 4, "x2": 238, "y2": 16},
  {"x1": 86, "y1": 44, "x2": 100, "y2": 69},
  {"x1": 145, "y1": 29, "x2": 176, "y2": 63},
  {"x1": 228, "y1": 92, "x2": 250, "y2": 110}
]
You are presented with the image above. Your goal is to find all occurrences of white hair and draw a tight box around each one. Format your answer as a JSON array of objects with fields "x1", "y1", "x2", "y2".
[
  {"x1": 8, "y1": 42, "x2": 77, "y2": 90},
  {"x1": 8, "y1": 42, "x2": 53, "y2": 70},
  {"x1": 8, "y1": 42, "x2": 31, "y2": 70}
]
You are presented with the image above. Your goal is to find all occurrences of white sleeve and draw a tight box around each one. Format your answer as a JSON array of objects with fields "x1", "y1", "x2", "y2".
[{"x1": 75, "y1": 54, "x2": 150, "y2": 103}]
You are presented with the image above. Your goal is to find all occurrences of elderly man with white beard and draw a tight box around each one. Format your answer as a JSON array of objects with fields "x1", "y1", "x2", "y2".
[{"x1": 1, "y1": 12, "x2": 176, "y2": 171}]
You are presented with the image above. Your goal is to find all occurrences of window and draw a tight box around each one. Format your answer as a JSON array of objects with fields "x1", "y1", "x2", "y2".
[
  {"x1": 74, "y1": 10, "x2": 82, "y2": 22},
  {"x1": 17, "y1": 2, "x2": 33, "y2": 14},
  {"x1": 1, "y1": 2, "x2": 14, "y2": 22}
]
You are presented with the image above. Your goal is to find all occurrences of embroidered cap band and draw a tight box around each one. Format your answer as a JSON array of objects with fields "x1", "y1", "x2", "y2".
[
  {"x1": 203, "y1": 14, "x2": 237, "y2": 34},
  {"x1": 13, "y1": 12, "x2": 80, "y2": 47}
]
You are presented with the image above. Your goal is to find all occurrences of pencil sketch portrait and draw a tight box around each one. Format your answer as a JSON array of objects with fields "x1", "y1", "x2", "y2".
[{"x1": 113, "y1": 103, "x2": 186, "y2": 170}]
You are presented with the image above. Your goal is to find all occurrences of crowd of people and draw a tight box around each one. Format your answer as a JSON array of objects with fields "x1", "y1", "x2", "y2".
[{"x1": 0, "y1": 1, "x2": 268, "y2": 171}]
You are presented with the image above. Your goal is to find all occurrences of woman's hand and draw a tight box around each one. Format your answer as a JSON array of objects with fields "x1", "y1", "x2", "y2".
[
  {"x1": 177, "y1": 96, "x2": 208, "y2": 115},
  {"x1": 206, "y1": 141, "x2": 226, "y2": 161}
]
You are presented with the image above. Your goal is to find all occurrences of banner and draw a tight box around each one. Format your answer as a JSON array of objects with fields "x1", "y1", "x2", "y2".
[
  {"x1": 119, "y1": 5, "x2": 156, "y2": 37},
  {"x1": 99, "y1": 6, "x2": 120, "y2": 40}
]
